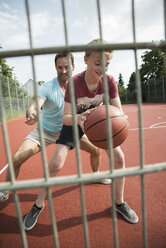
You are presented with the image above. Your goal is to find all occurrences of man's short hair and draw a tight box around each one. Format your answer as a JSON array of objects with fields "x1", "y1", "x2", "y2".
[{"x1": 54, "y1": 53, "x2": 74, "y2": 66}]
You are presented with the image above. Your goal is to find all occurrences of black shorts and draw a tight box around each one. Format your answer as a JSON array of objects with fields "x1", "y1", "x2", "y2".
[{"x1": 56, "y1": 125, "x2": 84, "y2": 149}]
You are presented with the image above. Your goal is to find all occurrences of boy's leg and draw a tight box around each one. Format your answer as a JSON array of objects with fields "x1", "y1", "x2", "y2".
[
  {"x1": 80, "y1": 135, "x2": 101, "y2": 172},
  {"x1": 107, "y1": 146, "x2": 138, "y2": 224},
  {"x1": 80, "y1": 135, "x2": 111, "y2": 184},
  {"x1": 0, "y1": 139, "x2": 40, "y2": 201},
  {"x1": 112, "y1": 146, "x2": 125, "y2": 204},
  {"x1": 23, "y1": 144, "x2": 70, "y2": 231}
]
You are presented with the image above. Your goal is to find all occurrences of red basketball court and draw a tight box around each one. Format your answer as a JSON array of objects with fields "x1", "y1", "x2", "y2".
[{"x1": 0, "y1": 103, "x2": 166, "y2": 248}]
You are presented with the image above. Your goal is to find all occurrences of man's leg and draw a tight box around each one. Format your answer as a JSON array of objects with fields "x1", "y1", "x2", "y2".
[
  {"x1": 0, "y1": 139, "x2": 40, "y2": 201},
  {"x1": 36, "y1": 144, "x2": 70, "y2": 207},
  {"x1": 23, "y1": 144, "x2": 70, "y2": 231}
]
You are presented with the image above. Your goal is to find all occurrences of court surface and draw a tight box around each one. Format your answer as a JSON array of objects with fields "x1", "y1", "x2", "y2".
[{"x1": 0, "y1": 103, "x2": 166, "y2": 248}]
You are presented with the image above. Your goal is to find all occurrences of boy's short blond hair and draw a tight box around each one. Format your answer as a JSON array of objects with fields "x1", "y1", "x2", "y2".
[{"x1": 85, "y1": 38, "x2": 113, "y2": 57}]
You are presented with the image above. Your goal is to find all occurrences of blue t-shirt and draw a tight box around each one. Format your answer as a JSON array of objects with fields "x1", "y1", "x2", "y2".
[{"x1": 38, "y1": 78, "x2": 64, "y2": 132}]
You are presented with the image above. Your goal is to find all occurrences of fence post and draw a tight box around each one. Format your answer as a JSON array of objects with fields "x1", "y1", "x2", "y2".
[
  {"x1": 162, "y1": 76, "x2": 166, "y2": 102},
  {"x1": 22, "y1": 90, "x2": 26, "y2": 113},
  {"x1": 125, "y1": 88, "x2": 128, "y2": 103},
  {"x1": 14, "y1": 79, "x2": 20, "y2": 115},
  {"x1": 147, "y1": 82, "x2": 150, "y2": 102},
  {"x1": 7, "y1": 77, "x2": 13, "y2": 117}
]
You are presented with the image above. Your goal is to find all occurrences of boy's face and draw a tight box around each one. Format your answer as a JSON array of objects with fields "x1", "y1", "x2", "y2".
[
  {"x1": 56, "y1": 57, "x2": 75, "y2": 83},
  {"x1": 84, "y1": 52, "x2": 112, "y2": 80}
]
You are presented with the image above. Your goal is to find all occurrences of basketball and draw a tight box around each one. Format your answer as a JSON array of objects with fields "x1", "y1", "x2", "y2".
[{"x1": 84, "y1": 105, "x2": 129, "y2": 149}]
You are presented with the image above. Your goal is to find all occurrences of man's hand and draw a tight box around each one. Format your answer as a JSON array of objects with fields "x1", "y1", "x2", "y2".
[{"x1": 25, "y1": 111, "x2": 37, "y2": 125}]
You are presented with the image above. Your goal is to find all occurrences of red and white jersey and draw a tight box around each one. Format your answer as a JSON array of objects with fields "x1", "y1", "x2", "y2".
[{"x1": 65, "y1": 71, "x2": 119, "y2": 114}]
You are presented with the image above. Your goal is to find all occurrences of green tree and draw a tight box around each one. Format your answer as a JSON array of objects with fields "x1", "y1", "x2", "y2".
[
  {"x1": 0, "y1": 46, "x2": 13, "y2": 76},
  {"x1": 140, "y1": 49, "x2": 165, "y2": 102},
  {"x1": 0, "y1": 46, "x2": 26, "y2": 98},
  {"x1": 127, "y1": 72, "x2": 137, "y2": 103},
  {"x1": 0, "y1": 46, "x2": 13, "y2": 96},
  {"x1": 117, "y1": 73, "x2": 124, "y2": 87},
  {"x1": 127, "y1": 48, "x2": 166, "y2": 103},
  {"x1": 0, "y1": 60, "x2": 14, "y2": 97},
  {"x1": 38, "y1": 80, "x2": 45, "y2": 85},
  {"x1": 140, "y1": 49, "x2": 165, "y2": 83},
  {"x1": 117, "y1": 73, "x2": 127, "y2": 104}
]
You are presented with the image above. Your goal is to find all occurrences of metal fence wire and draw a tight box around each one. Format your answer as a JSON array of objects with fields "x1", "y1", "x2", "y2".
[
  {"x1": 0, "y1": 0, "x2": 166, "y2": 248},
  {"x1": 0, "y1": 75, "x2": 33, "y2": 120}
]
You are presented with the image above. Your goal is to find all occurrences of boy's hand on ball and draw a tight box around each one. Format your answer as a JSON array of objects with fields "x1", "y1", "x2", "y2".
[
  {"x1": 124, "y1": 114, "x2": 128, "y2": 120},
  {"x1": 78, "y1": 109, "x2": 92, "y2": 130}
]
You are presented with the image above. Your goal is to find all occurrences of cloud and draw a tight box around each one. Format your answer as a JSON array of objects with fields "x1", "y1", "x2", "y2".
[
  {"x1": 0, "y1": 5, "x2": 64, "y2": 48},
  {"x1": 0, "y1": 1, "x2": 13, "y2": 12},
  {"x1": 31, "y1": 11, "x2": 51, "y2": 37},
  {"x1": 0, "y1": 2, "x2": 27, "y2": 49},
  {"x1": 71, "y1": 20, "x2": 84, "y2": 28},
  {"x1": 34, "y1": 54, "x2": 56, "y2": 82},
  {"x1": 134, "y1": 0, "x2": 164, "y2": 41},
  {"x1": 6, "y1": 56, "x2": 32, "y2": 85},
  {"x1": 0, "y1": 15, "x2": 28, "y2": 49},
  {"x1": 102, "y1": 14, "x2": 133, "y2": 43},
  {"x1": 0, "y1": 10, "x2": 17, "y2": 21},
  {"x1": 0, "y1": 13, "x2": 18, "y2": 32},
  {"x1": 5, "y1": 33, "x2": 29, "y2": 48}
]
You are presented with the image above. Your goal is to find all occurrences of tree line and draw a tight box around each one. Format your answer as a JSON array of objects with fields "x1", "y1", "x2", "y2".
[{"x1": 117, "y1": 49, "x2": 166, "y2": 103}]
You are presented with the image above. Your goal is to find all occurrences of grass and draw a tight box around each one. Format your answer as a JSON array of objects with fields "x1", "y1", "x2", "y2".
[{"x1": 0, "y1": 110, "x2": 25, "y2": 122}]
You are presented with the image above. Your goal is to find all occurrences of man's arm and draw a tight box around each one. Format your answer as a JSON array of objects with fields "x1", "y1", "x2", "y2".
[{"x1": 25, "y1": 96, "x2": 46, "y2": 125}]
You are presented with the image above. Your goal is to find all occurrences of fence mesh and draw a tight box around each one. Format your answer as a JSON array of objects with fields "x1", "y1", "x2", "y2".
[{"x1": 0, "y1": 0, "x2": 166, "y2": 248}]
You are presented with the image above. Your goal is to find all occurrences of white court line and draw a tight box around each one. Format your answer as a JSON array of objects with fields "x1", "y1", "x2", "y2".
[
  {"x1": 0, "y1": 164, "x2": 8, "y2": 175},
  {"x1": 150, "y1": 122, "x2": 166, "y2": 128},
  {"x1": 129, "y1": 122, "x2": 166, "y2": 131}
]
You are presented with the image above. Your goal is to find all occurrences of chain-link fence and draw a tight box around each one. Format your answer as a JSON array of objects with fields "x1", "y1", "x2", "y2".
[
  {"x1": 0, "y1": 75, "x2": 33, "y2": 121},
  {"x1": 0, "y1": 0, "x2": 166, "y2": 248},
  {"x1": 1, "y1": 96, "x2": 30, "y2": 119},
  {"x1": 144, "y1": 76, "x2": 166, "y2": 102},
  {"x1": 119, "y1": 75, "x2": 166, "y2": 104}
]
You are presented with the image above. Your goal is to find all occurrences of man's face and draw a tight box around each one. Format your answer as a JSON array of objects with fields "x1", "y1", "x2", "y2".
[
  {"x1": 56, "y1": 57, "x2": 74, "y2": 83},
  {"x1": 84, "y1": 52, "x2": 112, "y2": 80}
]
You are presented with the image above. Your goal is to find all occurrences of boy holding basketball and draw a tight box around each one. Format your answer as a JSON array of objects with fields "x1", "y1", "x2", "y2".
[{"x1": 57, "y1": 38, "x2": 138, "y2": 224}]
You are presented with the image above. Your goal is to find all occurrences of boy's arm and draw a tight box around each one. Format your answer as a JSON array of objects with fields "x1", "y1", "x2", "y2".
[
  {"x1": 110, "y1": 96, "x2": 123, "y2": 113},
  {"x1": 63, "y1": 102, "x2": 73, "y2": 126},
  {"x1": 25, "y1": 96, "x2": 46, "y2": 125},
  {"x1": 63, "y1": 101, "x2": 91, "y2": 130}
]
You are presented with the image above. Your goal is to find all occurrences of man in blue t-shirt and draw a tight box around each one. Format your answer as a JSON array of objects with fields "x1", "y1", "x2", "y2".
[{"x1": 0, "y1": 53, "x2": 111, "y2": 205}]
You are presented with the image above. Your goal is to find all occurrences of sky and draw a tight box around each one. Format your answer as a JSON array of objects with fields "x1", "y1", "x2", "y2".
[{"x1": 0, "y1": 0, "x2": 165, "y2": 87}]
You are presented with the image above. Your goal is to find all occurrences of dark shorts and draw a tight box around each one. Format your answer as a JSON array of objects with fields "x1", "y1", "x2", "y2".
[{"x1": 56, "y1": 125, "x2": 84, "y2": 149}]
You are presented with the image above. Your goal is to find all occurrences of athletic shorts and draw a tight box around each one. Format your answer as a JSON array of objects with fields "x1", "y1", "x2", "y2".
[
  {"x1": 24, "y1": 126, "x2": 60, "y2": 147},
  {"x1": 56, "y1": 125, "x2": 84, "y2": 149}
]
